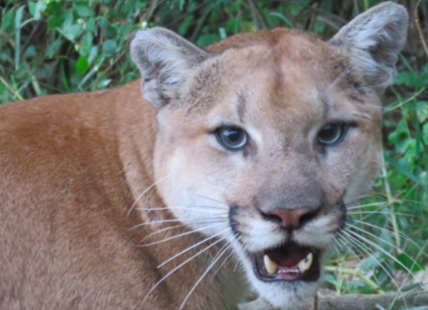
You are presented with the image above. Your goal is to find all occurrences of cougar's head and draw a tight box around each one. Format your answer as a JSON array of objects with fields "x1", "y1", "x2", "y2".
[{"x1": 131, "y1": 2, "x2": 408, "y2": 308}]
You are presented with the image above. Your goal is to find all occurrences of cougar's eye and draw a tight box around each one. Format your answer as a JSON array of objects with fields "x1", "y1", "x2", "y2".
[
  {"x1": 216, "y1": 127, "x2": 248, "y2": 151},
  {"x1": 317, "y1": 122, "x2": 346, "y2": 146}
]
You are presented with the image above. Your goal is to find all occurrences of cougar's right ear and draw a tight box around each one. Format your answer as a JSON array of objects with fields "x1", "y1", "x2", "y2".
[{"x1": 131, "y1": 27, "x2": 211, "y2": 110}]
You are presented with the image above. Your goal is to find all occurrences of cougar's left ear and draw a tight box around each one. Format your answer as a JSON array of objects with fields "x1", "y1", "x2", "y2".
[
  {"x1": 329, "y1": 2, "x2": 408, "y2": 94},
  {"x1": 131, "y1": 27, "x2": 211, "y2": 110}
]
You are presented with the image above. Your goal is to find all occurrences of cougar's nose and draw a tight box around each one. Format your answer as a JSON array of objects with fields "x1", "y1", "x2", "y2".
[{"x1": 261, "y1": 208, "x2": 319, "y2": 230}]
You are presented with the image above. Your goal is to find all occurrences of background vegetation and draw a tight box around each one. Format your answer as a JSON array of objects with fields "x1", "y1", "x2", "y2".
[{"x1": 1, "y1": 0, "x2": 427, "y2": 308}]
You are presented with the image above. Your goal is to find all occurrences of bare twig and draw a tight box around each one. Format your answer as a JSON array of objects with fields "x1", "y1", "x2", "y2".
[
  {"x1": 0, "y1": 75, "x2": 24, "y2": 101},
  {"x1": 248, "y1": 0, "x2": 269, "y2": 30},
  {"x1": 239, "y1": 292, "x2": 428, "y2": 310},
  {"x1": 318, "y1": 292, "x2": 428, "y2": 310},
  {"x1": 415, "y1": 0, "x2": 428, "y2": 58}
]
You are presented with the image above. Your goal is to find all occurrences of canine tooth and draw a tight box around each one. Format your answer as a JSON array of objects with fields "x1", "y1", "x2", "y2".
[
  {"x1": 297, "y1": 252, "x2": 313, "y2": 273},
  {"x1": 263, "y1": 255, "x2": 278, "y2": 274}
]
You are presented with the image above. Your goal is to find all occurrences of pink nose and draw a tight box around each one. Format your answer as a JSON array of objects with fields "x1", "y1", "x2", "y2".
[{"x1": 264, "y1": 209, "x2": 316, "y2": 229}]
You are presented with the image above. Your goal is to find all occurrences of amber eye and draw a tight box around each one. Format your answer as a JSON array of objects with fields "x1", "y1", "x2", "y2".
[
  {"x1": 317, "y1": 123, "x2": 346, "y2": 146},
  {"x1": 216, "y1": 127, "x2": 248, "y2": 151}
]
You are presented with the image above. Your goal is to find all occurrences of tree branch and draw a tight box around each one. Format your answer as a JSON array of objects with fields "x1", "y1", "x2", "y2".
[{"x1": 239, "y1": 292, "x2": 428, "y2": 310}]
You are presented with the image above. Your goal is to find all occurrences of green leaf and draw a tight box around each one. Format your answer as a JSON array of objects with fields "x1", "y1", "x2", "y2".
[
  {"x1": 62, "y1": 9, "x2": 74, "y2": 29},
  {"x1": 240, "y1": 22, "x2": 256, "y2": 33},
  {"x1": 75, "y1": 5, "x2": 95, "y2": 17},
  {"x1": 28, "y1": 2, "x2": 37, "y2": 17},
  {"x1": 1, "y1": 8, "x2": 15, "y2": 31},
  {"x1": 219, "y1": 27, "x2": 227, "y2": 40},
  {"x1": 99, "y1": 17, "x2": 109, "y2": 29},
  {"x1": 76, "y1": 56, "x2": 90, "y2": 74},
  {"x1": 178, "y1": 16, "x2": 194, "y2": 35},
  {"x1": 46, "y1": 39, "x2": 63, "y2": 58},
  {"x1": 105, "y1": 25, "x2": 118, "y2": 38},
  {"x1": 15, "y1": 6, "x2": 24, "y2": 30},
  {"x1": 34, "y1": 1, "x2": 46, "y2": 20},
  {"x1": 86, "y1": 17, "x2": 97, "y2": 34},
  {"x1": 102, "y1": 40, "x2": 117, "y2": 56},
  {"x1": 322, "y1": 273, "x2": 339, "y2": 287},
  {"x1": 88, "y1": 46, "x2": 99, "y2": 65},
  {"x1": 423, "y1": 123, "x2": 428, "y2": 144},
  {"x1": 396, "y1": 72, "x2": 428, "y2": 88},
  {"x1": 48, "y1": 13, "x2": 64, "y2": 30},
  {"x1": 196, "y1": 34, "x2": 219, "y2": 47},
  {"x1": 63, "y1": 24, "x2": 83, "y2": 42},
  {"x1": 179, "y1": 0, "x2": 185, "y2": 11},
  {"x1": 98, "y1": 79, "x2": 112, "y2": 88},
  {"x1": 394, "y1": 253, "x2": 424, "y2": 273},
  {"x1": 416, "y1": 101, "x2": 428, "y2": 123},
  {"x1": 360, "y1": 253, "x2": 383, "y2": 272},
  {"x1": 28, "y1": 1, "x2": 46, "y2": 21},
  {"x1": 44, "y1": 0, "x2": 62, "y2": 15},
  {"x1": 79, "y1": 33, "x2": 94, "y2": 57}
]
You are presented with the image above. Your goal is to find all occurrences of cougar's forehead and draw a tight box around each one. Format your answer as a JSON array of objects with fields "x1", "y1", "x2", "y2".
[{"x1": 181, "y1": 32, "x2": 374, "y2": 132}]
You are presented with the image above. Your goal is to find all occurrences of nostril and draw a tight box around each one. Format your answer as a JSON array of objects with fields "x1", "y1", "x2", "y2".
[
  {"x1": 260, "y1": 211, "x2": 283, "y2": 225},
  {"x1": 262, "y1": 208, "x2": 319, "y2": 230},
  {"x1": 299, "y1": 209, "x2": 318, "y2": 226}
]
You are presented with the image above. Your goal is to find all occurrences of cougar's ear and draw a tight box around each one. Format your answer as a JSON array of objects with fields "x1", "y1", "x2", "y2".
[
  {"x1": 329, "y1": 2, "x2": 408, "y2": 94},
  {"x1": 131, "y1": 27, "x2": 211, "y2": 110}
]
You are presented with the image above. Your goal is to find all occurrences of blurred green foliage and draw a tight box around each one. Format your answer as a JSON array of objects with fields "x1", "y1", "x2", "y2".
[{"x1": 1, "y1": 0, "x2": 428, "y2": 304}]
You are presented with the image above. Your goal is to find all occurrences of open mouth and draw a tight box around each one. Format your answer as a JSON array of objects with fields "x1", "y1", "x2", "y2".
[{"x1": 251, "y1": 242, "x2": 320, "y2": 282}]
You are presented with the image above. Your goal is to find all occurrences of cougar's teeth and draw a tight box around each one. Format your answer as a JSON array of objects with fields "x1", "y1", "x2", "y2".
[
  {"x1": 263, "y1": 255, "x2": 278, "y2": 274},
  {"x1": 297, "y1": 252, "x2": 313, "y2": 273}
]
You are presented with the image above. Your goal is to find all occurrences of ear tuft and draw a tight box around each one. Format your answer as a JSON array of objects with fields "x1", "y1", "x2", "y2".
[
  {"x1": 131, "y1": 27, "x2": 210, "y2": 110},
  {"x1": 329, "y1": 2, "x2": 408, "y2": 93}
]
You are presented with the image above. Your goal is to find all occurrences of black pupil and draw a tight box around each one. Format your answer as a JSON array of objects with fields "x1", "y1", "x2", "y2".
[
  {"x1": 223, "y1": 128, "x2": 242, "y2": 145},
  {"x1": 319, "y1": 124, "x2": 340, "y2": 143}
]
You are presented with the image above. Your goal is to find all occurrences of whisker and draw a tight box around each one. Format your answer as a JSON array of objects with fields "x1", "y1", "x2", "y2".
[
  {"x1": 345, "y1": 227, "x2": 416, "y2": 278},
  {"x1": 332, "y1": 235, "x2": 388, "y2": 289},
  {"x1": 340, "y1": 84, "x2": 382, "y2": 97},
  {"x1": 325, "y1": 67, "x2": 352, "y2": 94},
  {"x1": 211, "y1": 247, "x2": 235, "y2": 278},
  {"x1": 345, "y1": 194, "x2": 382, "y2": 205},
  {"x1": 211, "y1": 240, "x2": 241, "y2": 279},
  {"x1": 340, "y1": 230, "x2": 402, "y2": 291},
  {"x1": 140, "y1": 223, "x2": 188, "y2": 242},
  {"x1": 127, "y1": 174, "x2": 171, "y2": 216},
  {"x1": 347, "y1": 196, "x2": 426, "y2": 209},
  {"x1": 138, "y1": 205, "x2": 226, "y2": 212},
  {"x1": 349, "y1": 211, "x2": 419, "y2": 221},
  {"x1": 139, "y1": 222, "x2": 226, "y2": 247},
  {"x1": 129, "y1": 218, "x2": 228, "y2": 231},
  {"x1": 157, "y1": 228, "x2": 231, "y2": 269},
  {"x1": 178, "y1": 243, "x2": 231, "y2": 310},
  {"x1": 194, "y1": 194, "x2": 229, "y2": 207},
  {"x1": 140, "y1": 237, "x2": 226, "y2": 307},
  {"x1": 351, "y1": 218, "x2": 427, "y2": 252},
  {"x1": 347, "y1": 202, "x2": 388, "y2": 210},
  {"x1": 349, "y1": 210, "x2": 415, "y2": 216},
  {"x1": 334, "y1": 234, "x2": 358, "y2": 258}
]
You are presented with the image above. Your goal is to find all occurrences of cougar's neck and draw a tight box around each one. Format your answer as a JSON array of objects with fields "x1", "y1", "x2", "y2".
[
  {"x1": 114, "y1": 79, "x2": 166, "y2": 219},
  {"x1": 113, "y1": 80, "x2": 248, "y2": 307}
]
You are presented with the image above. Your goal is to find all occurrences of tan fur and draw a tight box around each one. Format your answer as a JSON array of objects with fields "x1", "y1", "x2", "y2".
[{"x1": 0, "y1": 3, "x2": 408, "y2": 310}]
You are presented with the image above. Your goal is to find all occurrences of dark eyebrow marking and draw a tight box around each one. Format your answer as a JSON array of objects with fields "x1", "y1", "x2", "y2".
[
  {"x1": 320, "y1": 93, "x2": 330, "y2": 119},
  {"x1": 236, "y1": 90, "x2": 247, "y2": 123}
]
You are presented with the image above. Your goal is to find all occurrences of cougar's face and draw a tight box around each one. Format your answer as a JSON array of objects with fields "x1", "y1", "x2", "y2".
[{"x1": 153, "y1": 40, "x2": 382, "y2": 308}]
